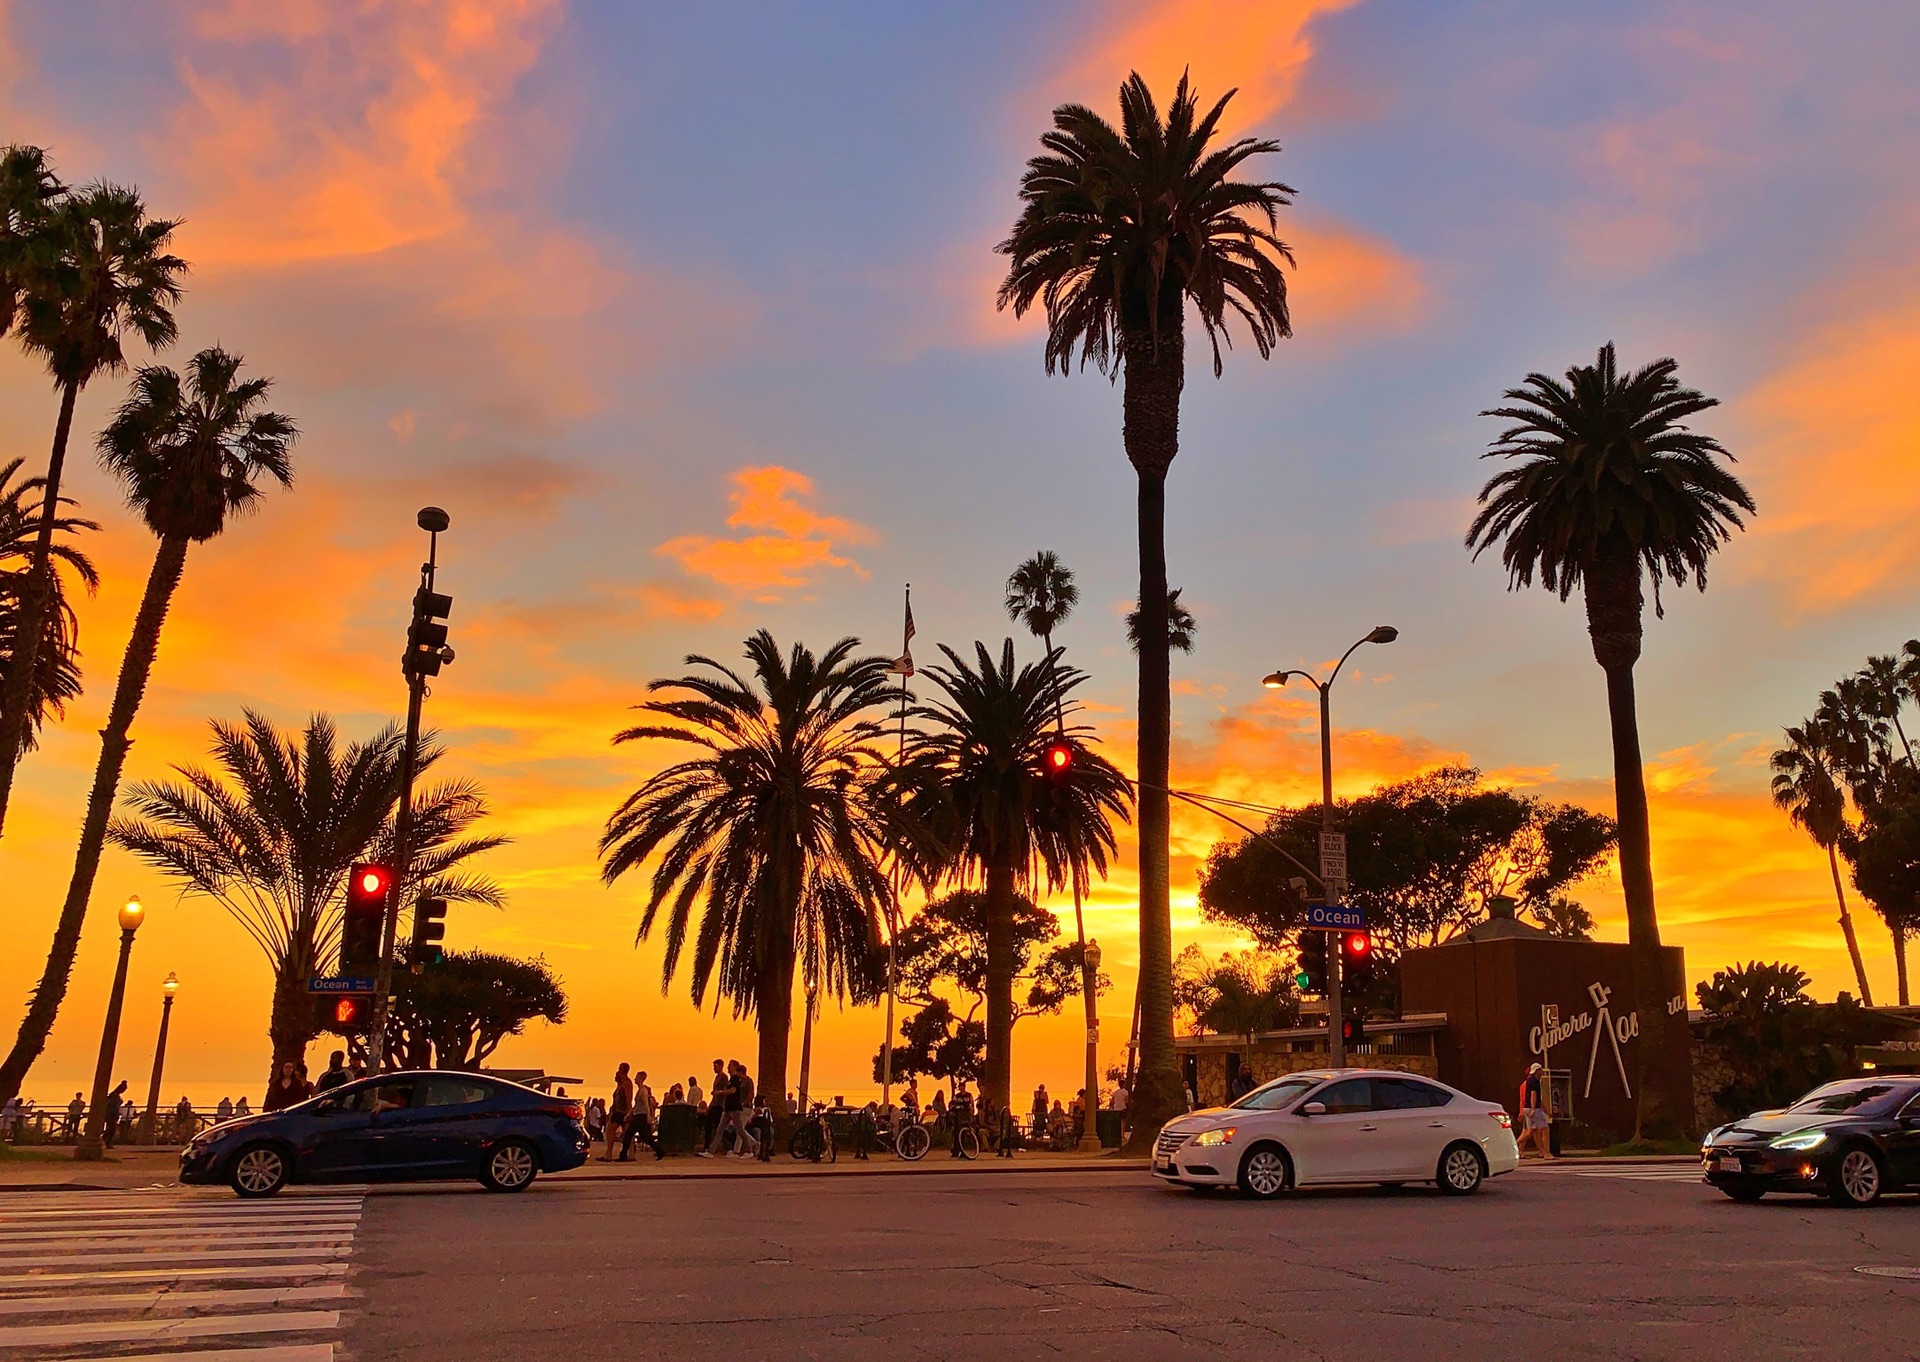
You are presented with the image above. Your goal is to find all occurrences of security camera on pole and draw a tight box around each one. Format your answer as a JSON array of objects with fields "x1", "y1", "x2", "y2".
[{"x1": 368, "y1": 507, "x2": 455, "y2": 1069}]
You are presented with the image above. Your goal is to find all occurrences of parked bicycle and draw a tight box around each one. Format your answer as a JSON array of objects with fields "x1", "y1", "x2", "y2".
[
  {"x1": 789, "y1": 1101, "x2": 836, "y2": 1163},
  {"x1": 874, "y1": 1113, "x2": 932, "y2": 1161}
]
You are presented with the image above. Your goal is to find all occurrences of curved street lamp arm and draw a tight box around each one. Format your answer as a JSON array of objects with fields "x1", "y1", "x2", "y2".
[{"x1": 1136, "y1": 780, "x2": 1328, "y2": 892}]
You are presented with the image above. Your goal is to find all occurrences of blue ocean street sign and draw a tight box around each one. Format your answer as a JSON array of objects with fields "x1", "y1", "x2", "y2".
[
  {"x1": 1305, "y1": 903, "x2": 1366, "y2": 931},
  {"x1": 309, "y1": 976, "x2": 376, "y2": 995}
]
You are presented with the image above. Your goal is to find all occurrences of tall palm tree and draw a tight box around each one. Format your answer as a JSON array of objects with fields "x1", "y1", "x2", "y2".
[
  {"x1": 0, "y1": 184, "x2": 185, "y2": 832},
  {"x1": 1857, "y1": 654, "x2": 1915, "y2": 770},
  {"x1": 1005, "y1": 550, "x2": 1079, "y2": 723},
  {"x1": 0, "y1": 145, "x2": 65, "y2": 339},
  {"x1": 0, "y1": 458, "x2": 98, "y2": 754},
  {"x1": 997, "y1": 73, "x2": 1293, "y2": 1133},
  {"x1": 1771, "y1": 719, "x2": 1873, "y2": 1004},
  {"x1": 1127, "y1": 588, "x2": 1196, "y2": 654},
  {"x1": 903, "y1": 641, "x2": 1131, "y2": 1106},
  {"x1": 108, "y1": 711, "x2": 506, "y2": 1086},
  {"x1": 599, "y1": 631, "x2": 898, "y2": 1117},
  {"x1": 0, "y1": 347, "x2": 293, "y2": 1110},
  {"x1": 1466, "y1": 341, "x2": 1754, "y2": 1137}
]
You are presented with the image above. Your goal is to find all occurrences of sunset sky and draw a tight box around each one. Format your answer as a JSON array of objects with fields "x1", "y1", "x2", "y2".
[{"x1": 3, "y1": 0, "x2": 1916, "y2": 1108}]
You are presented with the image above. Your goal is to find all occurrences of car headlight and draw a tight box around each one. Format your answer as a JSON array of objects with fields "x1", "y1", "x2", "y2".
[
  {"x1": 1768, "y1": 1129, "x2": 1828, "y2": 1151},
  {"x1": 1190, "y1": 1127, "x2": 1236, "y2": 1147}
]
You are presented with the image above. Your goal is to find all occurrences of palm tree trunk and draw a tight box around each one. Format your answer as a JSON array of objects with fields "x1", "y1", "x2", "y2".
[
  {"x1": 1121, "y1": 323, "x2": 1182, "y2": 1144},
  {"x1": 0, "y1": 378, "x2": 79, "y2": 836},
  {"x1": 268, "y1": 965, "x2": 315, "y2": 1092},
  {"x1": 756, "y1": 941, "x2": 796, "y2": 1121},
  {"x1": 0, "y1": 534, "x2": 190, "y2": 1110},
  {"x1": 1828, "y1": 842, "x2": 1873, "y2": 1005},
  {"x1": 1584, "y1": 551, "x2": 1680, "y2": 1139},
  {"x1": 1895, "y1": 925, "x2": 1911, "y2": 1007},
  {"x1": 983, "y1": 853, "x2": 1017, "y2": 1109}
]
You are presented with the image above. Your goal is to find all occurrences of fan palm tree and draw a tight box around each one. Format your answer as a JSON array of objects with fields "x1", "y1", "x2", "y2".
[
  {"x1": 1857, "y1": 654, "x2": 1915, "y2": 770},
  {"x1": 0, "y1": 144, "x2": 65, "y2": 339},
  {"x1": 1127, "y1": 588, "x2": 1196, "y2": 655},
  {"x1": 0, "y1": 458, "x2": 98, "y2": 754},
  {"x1": 0, "y1": 347, "x2": 293, "y2": 1110},
  {"x1": 108, "y1": 711, "x2": 506, "y2": 1086},
  {"x1": 997, "y1": 73, "x2": 1292, "y2": 1133},
  {"x1": 599, "y1": 631, "x2": 899, "y2": 1117},
  {"x1": 902, "y1": 640, "x2": 1131, "y2": 1106},
  {"x1": 1771, "y1": 719, "x2": 1873, "y2": 1004},
  {"x1": 0, "y1": 183, "x2": 185, "y2": 832},
  {"x1": 1005, "y1": 551, "x2": 1079, "y2": 723},
  {"x1": 1466, "y1": 341, "x2": 1754, "y2": 1137}
]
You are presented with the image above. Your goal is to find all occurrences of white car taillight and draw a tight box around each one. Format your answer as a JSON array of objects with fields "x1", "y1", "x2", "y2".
[{"x1": 1490, "y1": 1110, "x2": 1512, "y2": 1129}]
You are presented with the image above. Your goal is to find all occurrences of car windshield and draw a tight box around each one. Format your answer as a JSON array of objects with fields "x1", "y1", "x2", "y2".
[
  {"x1": 1230, "y1": 1077, "x2": 1321, "y2": 1111},
  {"x1": 1783, "y1": 1081, "x2": 1914, "y2": 1117}
]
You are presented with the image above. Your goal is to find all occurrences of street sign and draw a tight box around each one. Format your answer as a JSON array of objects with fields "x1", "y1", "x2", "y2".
[
  {"x1": 1305, "y1": 902, "x2": 1366, "y2": 931},
  {"x1": 1318, "y1": 830, "x2": 1348, "y2": 885},
  {"x1": 309, "y1": 976, "x2": 376, "y2": 995}
]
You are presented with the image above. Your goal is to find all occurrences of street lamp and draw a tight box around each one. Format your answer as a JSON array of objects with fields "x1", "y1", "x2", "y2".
[
  {"x1": 1261, "y1": 626, "x2": 1398, "y2": 1068},
  {"x1": 1078, "y1": 937, "x2": 1103, "y2": 1152},
  {"x1": 140, "y1": 972, "x2": 180, "y2": 1144},
  {"x1": 76, "y1": 896, "x2": 145, "y2": 1160}
]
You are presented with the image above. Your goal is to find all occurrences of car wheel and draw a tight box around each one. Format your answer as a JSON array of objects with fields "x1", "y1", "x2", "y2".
[
  {"x1": 1721, "y1": 1185, "x2": 1766, "y2": 1203},
  {"x1": 1237, "y1": 1145, "x2": 1291, "y2": 1200},
  {"x1": 229, "y1": 1143, "x2": 288, "y2": 1198},
  {"x1": 1828, "y1": 1145, "x2": 1885, "y2": 1208},
  {"x1": 482, "y1": 1139, "x2": 539, "y2": 1193},
  {"x1": 1437, "y1": 1142, "x2": 1486, "y2": 1196}
]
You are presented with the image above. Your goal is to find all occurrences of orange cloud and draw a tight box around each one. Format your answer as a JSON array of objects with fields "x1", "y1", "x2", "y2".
[
  {"x1": 1739, "y1": 304, "x2": 1920, "y2": 610},
  {"x1": 656, "y1": 466, "x2": 876, "y2": 599},
  {"x1": 1286, "y1": 216, "x2": 1429, "y2": 339}
]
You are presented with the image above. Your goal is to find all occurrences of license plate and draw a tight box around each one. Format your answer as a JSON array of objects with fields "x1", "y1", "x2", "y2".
[
  {"x1": 1714, "y1": 1156, "x2": 1740, "y2": 1173},
  {"x1": 1154, "y1": 1158, "x2": 1172, "y2": 1174}
]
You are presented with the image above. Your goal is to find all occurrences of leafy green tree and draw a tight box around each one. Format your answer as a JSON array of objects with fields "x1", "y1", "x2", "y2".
[
  {"x1": 600, "y1": 632, "x2": 897, "y2": 1116},
  {"x1": 1126, "y1": 589, "x2": 1195, "y2": 655},
  {"x1": 107, "y1": 711, "x2": 505, "y2": 1085},
  {"x1": 998, "y1": 73, "x2": 1293, "y2": 1135},
  {"x1": 0, "y1": 457, "x2": 97, "y2": 754},
  {"x1": 0, "y1": 348, "x2": 291, "y2": 1110},
  {"x1": 367, "y1": 952, "x2": 567, "y2": 1071},
  {"x1": 0, "y1": 183, "x2": 186, "y2": 832},
  {"x1": 1771, "y1": 718, "x2": 1874, "y2": 1003},
  {"x1": 1694, "y1": 962, "x2": 1881, "y2": 1115},
  {"x1": 893, "y1": 889, "x2": 1098, "y2": 1026},
  {"x1": 1199, "y1": 767, "x2": 1615, "y2": 956},
  {"x1": 1844, "y1": 793, "x2": 1920, "y2": 1005},
  {"x1": 1173, "y1": 945, "x2": 1298, "y2": 1041},
  {"x1": 902, "y1": 642, "x2": 1130, "y2": 1107},
  {"x1": 872, "y1": 996, "x2": 984, "y2": 1091},
  {"x1": 1466, "y1": 342, "x2": 1754, "y2": 1136}
]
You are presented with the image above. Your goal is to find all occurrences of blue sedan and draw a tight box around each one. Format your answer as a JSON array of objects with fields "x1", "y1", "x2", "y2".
[{"x1": 180, "y1": 1071, "x2": 590, "y2": 1196}]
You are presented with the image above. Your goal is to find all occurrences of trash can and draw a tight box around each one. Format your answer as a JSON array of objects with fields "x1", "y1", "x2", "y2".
[
  {"x1": 1097, "y1": 1111, "x2": 1122, "y2": 1148},
  {"x1": 657, "y1": 1102, "x2": 699, "y2": 1155}
]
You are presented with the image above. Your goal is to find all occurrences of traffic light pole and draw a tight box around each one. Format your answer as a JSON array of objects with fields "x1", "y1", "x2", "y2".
[{"x1": 1318, "y1": 681, "x2": 1343, "y2": 1070}]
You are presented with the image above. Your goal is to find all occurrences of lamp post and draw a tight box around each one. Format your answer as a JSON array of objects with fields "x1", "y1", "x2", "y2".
[
  {"x1": 139, "y1": 973, "x2": 179, "y2": 1144},
  {"x1": 1263, "y1": 625, "x2": 1398, "y2": 1068},
  {"x1": 75, "y1": 896, "x2": 145, "y2": 1160},
  {"x1": 1078, "y1": 937, "x2": 1103, "y2": 1152}
]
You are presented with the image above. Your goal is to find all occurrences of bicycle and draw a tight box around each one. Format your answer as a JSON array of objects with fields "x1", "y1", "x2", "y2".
[
  {"x1": 874, "y1": 1113, "x2": 932, "y2": 1161},
  {"x1": 787, "y1": 1102, "x2": 836, "y2": 1163}
]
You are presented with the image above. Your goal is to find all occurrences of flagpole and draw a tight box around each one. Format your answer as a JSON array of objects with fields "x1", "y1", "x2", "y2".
[{"x1": 881, "y1": 585, "x2": 911, "y2": 1133}]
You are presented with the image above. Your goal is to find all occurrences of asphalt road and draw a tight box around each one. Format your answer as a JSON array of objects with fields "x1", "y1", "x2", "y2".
[{"x1": 348, "y1": 1165, "x2": 1920, "y2": 1362}]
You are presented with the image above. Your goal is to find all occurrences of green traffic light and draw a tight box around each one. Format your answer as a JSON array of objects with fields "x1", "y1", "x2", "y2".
[{"x1": 1294, "y1": 970, "x2": 1311, "y2": 990}]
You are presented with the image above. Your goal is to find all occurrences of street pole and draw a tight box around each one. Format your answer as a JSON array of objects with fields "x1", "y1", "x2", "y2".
[
  {"x1": 1079, "y1": 932, "x2": 1102, "y2": 1152},
  {"x1": 369, "y1": 508, "x2": 449, "y2": 1070},
  {"x1": 139, "y1": 973, "x2": 178, "y2": 1143},
  {"x1": 1320, "y1": 681, "x2": 1344, "y2": 1069},
  {"x1": 76, "y1": 897, "x2": 144, "y2": 1160}
]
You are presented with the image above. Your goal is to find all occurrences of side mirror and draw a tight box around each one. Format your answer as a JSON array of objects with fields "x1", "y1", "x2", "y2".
[{"x1": 1300, "y1": 1101, "x2": 1327, "y2": 1117}]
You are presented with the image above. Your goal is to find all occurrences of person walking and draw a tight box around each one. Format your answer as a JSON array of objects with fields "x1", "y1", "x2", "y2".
[
  {"x1": 315, "y1": 1051, "x2": 351, "y2": 1094},
  {"x1": 698, "y1": 1059, "x2": 728, "y2": 1155},
  {"x1": 1519, "y1": 1063, "x2": 1554, "y2": 1159},
  {"x1": 726, "y1": 1062, "x2": 760, "y2": 1159},
  {"x1": 101, "y1": 1081, "x2": 130, "y2": 1148},
  {"x1": 607, "y1": 1063, "x2": 635, "y2": 1161},
  {"x1": 621, "y1": 1070, "x2": 662, "y2": 1161},
  {"x1": 264, "y1": 1063, "x2": 308, "y2": 1112}
]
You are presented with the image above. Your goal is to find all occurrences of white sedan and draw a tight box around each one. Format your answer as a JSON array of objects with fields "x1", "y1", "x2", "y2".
[{"x1": 1152, "y1": 1069, "x2": 1520, "y2": 1198}]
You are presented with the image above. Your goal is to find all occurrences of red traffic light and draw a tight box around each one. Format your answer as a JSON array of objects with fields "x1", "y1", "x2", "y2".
[
  {"x1": 347, "y1": 863, "x2": 391, "y2": 907},
  {"x1": 1343, "y1": 930, "x2": 1372, "y2": 958},
  {"x1": 1043, "y1": 740, "x2": 1072, "y2": 775}
]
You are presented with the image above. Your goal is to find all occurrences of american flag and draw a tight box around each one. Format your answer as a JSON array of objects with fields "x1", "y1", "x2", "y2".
[{"x1": 888, "y1": 587, "x2": 915, "y2": 676}]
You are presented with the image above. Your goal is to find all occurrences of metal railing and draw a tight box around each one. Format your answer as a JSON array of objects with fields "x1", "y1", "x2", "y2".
[{"x1": 1, "y1": 1104, "x2": 236, "y2": 1147}]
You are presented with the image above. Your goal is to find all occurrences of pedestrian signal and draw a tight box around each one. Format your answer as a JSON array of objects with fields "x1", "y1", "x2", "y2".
[{"x1": 332, "y1": 996, "x2": 369, "y2": 1032}]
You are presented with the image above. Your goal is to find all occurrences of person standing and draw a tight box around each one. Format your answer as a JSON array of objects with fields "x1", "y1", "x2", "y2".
[
  {"x1": 264, "y1": 1063, "x2": 308, "y2": 1112},
  {"x1": 64, "y1": 1092, "x2": 84, "y2": 1139},
  {"x1": 621, "y1": 1070, "x2": 661, "y2": 1160},
  {"x1": 687, "y1": 1073, "x2": 704, "y2": 1112},
  {"x1": 726, "y1": 1062, "x2": 759, "y2": 1159},
  {"x1": 101, "y1": 1081, "x2": 129, "y2": 1147},
  {"x1": 854, "y1": 1101, "x2": 876, "y2": 1160},
  {"x1": 315, "y1": 1051, "x2": 351, "y2": 1094},
  {"x1": 949, "y1": 1080, "x2": 974, "y2": 1158},
  {"x1": 1031, "y1": 1083, "x2": 1049, "y2": 1141},
  {"x1": 698, "y1": 1059, "x2": 728, "y2": 1156},
  {"x1": 608, "y1": 1063, "x2": 634, "y2": 1161},
  {"x1": 749, "y1": 1095, "x2": 775, "y2": 1162}
]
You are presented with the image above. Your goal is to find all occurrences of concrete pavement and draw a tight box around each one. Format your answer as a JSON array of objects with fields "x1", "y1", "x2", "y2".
[{"x1": 344, "y1": 1163, "x2": 1920, "y2": 1362}]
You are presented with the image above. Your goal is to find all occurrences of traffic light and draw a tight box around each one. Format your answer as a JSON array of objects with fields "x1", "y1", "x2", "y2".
[
  {"x1": 1341, "y1": 930, "x2": 1377, "y2": 1016},
  {"x1": 410, "y1": 896, "x2": 448, "y2": 968},
  {"x1": 1342, "y1": 1012, "x2": 1367, "y2": 1046},
  {"x1": 331, "y1": 995, "x2": 370, "y2": 1033},
  {"x1": 1042, "y1": 738, "x2": 1072, "y2": 781},
  {"x1": 341, "y1": 862, "x2": 391, "y2": 973},
  {"x1": 403, "y1": 586, "x2": 455, "y2": 677},
  {"x1": 1295, "y1": 930, "x2": 1327, "y2": 994}
]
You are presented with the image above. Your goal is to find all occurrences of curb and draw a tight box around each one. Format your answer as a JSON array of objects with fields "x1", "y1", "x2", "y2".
[{"x1": 552, "y1": 1157, "x2": 1151, "y2": 1183}]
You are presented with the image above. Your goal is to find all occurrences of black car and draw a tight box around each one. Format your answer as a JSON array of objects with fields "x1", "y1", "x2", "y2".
[
  {"x1": 1701, "y1": 1076, "x2": 1920, "y2": 1207},
  {"x1": 180, "y1": 1071, "x2": 591, "y2": 1197}
]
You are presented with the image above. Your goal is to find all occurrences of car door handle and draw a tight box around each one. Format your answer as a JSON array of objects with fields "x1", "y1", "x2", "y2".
[
  {"x1": 1358, "y1": 1124, "x2": 1378, "y2": 1132},
  {"x1": 1428, "y1": 1122, "x2": 1446, "y2": 1128}
]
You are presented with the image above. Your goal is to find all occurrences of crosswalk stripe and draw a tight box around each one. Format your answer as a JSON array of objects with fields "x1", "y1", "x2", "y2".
[
  {"x1": 1574, "y1": 1170, "x2": 1704, "y2": 1181},
  {"x1": 92, "y1": 1346, "x2": 335, "y2": 1362},
  {"x1": 17, "y1": 1245, "x2": 354, "y2": 1270},
  {"x1": 0, "y1": 1307, "x2": 341, "y2": 1347},
  {"x1": 0, "y1": 1262, "x2": 350, "y2": 1289},
  {"x1": 0, "y1": 1200, "x2": 362, "y2": 1220},
  {"x1": 0, "y1": 1231, "x2": 354, "y2": 1255},
  {"x1": 0, "y1": 1221, "x2": 359, "y2": 1244},
  {"x1": 0, "y1": 1282, "x2": 348, "y2": 1315}
]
